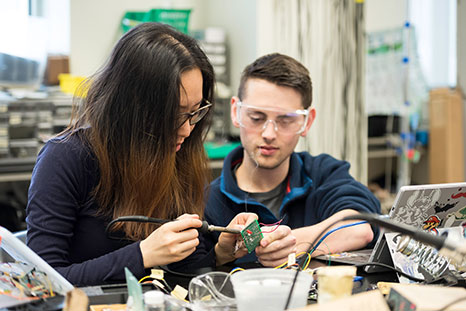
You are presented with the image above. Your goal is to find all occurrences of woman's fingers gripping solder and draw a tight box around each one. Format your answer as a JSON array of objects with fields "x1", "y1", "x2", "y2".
[
  {"x1": 214, "y1": 212, "x2": 258, "y2": 266},
  {"x1": 255, "y1": 225, "x2": 297, "y2": 267},
  {"x1": 140, "y1": 214, "x2": 202, "y2": 268}
]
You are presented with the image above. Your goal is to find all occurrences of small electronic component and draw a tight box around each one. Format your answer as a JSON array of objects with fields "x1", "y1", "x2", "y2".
[{"x1": 241, "y1": 219, "x2": 263, "y2": 253}]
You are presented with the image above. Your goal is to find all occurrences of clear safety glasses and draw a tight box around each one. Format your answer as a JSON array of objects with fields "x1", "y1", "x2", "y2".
[{"x1": 236, "y1": 101, "x2": 309, "y2": 135}]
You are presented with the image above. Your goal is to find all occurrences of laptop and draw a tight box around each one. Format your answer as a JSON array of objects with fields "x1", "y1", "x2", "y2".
[
  {"x1": 315, "y1": 182, "x2": 466, "y2": 272},
  {"x1": 0, "y1": 226, "x2": 74, "y2": 309}
]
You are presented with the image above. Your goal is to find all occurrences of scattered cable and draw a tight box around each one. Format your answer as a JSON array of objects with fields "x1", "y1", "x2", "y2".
[
  {"x1": 308, "y1": 221, "x2": 367, "y2": 256},
  {"x1": 259, "y1": 218, "x2": 283, "y2": 233},
  {"x1": 285, "y1": 217, "x2": 367, "y2": 310},
  {"x1": 157, "y1": 265, "x2": 198, "y2": 278},
  {"x1": 355, "y1": 262, "x2": 424, "y2": 283},
  {"x1": 319, "y1": 241, "x2": 332, "y2": 266},
  {"x1": 229, "y1": 267, "x2": 245, "y2": 275},
  {"x1": 138, "y1": 275, "x2": 152, "y2": 284},
  {"x1": 105, "y1": 216, "x2": 170, "y2": 240},
  {"x1": 259, "y1": 219, "x2": 283, "y2": 227},
  {"x1": 260, "y1": 225, "x2": 281, "y2": 234},
  {"x1": 273, "y1": 252, "x2": 310, "y2": 270}
]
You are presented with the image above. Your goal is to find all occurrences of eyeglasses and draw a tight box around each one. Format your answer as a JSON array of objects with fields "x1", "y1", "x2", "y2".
[
  {"x1": 236, "y1": 101, "x2": 309, "y2": 134},
  {"x1": 177, "y1": 100, "x2": 212, "y2": 129}
]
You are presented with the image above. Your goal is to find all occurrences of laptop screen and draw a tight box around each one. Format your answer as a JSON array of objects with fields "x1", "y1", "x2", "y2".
[{"x1": 366, "y1": 182, "x2": 466, "y2": 273}]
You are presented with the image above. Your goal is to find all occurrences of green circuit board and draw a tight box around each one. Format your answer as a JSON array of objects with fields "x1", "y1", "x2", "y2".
[{"x1": 240, "y1": 219, "x2": 263, "y2": 253}]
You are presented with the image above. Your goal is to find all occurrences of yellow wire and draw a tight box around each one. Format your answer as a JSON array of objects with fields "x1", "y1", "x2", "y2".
[
  {"x1": 229, "y1": 267, "x2": 245, "y2": 275},
  {"x1": 273, "y1": 251, "x2": 308, "y2": 269},
  {"x1": 45, "y1": 274, "x2": 54, "y2": 297},
  {"x1": 138, "y1": 275, "x2": 152, "y2": 283},
  {"x1": 274, "y1": 261, "x2": 287, "y2": 269}
]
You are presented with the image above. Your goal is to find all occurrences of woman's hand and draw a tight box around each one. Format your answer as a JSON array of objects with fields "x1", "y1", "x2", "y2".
[
  {"x1": 255, "y1": 225, "x2": 296, "y2": 267},
  {"x1": 214, "y1": 212, "x2": 258, "y2": 266},
  {"x1": 139, "y1": 214, "x2": 202, "y2": 268}
]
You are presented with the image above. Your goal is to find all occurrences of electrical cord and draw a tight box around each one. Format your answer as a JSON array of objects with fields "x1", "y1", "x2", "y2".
[
  {"x1": 158, "y1": 265, "x2": 199, "y2": 278},
  {"x1": 105, "y1": 216, "x2": 171, "y2": 240},
  {"x1": 105, "y1": 216, "x2": 244, "y2": 279},
  {"x1": 354, "y1": 262, "x2": 425, "y2": 283},
  {"x1": 284, "y1": 217, "x2": 363, "y2": 310},
  {"x1": 105, "y1": 215, "x2": 241, "y2": 240},
  {"x1": 310, "y1": 221, "x2": 367, "y2": 254},
  {"x1": 286, "y1": 212, "x2": 459, "y2": 310}
]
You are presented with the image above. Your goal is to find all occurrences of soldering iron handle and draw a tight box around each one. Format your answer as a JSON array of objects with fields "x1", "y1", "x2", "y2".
[{"x1": 197, "y1": 220, "x2": 210, "y2": 234}]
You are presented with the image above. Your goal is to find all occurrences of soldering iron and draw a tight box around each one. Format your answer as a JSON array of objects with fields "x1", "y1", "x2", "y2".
[{"x1": 105, "y1": 215, "x2": 241, "y2": 240}]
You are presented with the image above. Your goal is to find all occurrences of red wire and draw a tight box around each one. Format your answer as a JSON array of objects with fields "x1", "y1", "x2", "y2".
[
  {"x1": 260, "y1": 218, "x2": 283, "y2": 233},
  {"x1": 261, "y1": 225, "x2": 280, "y2": 234},
  {"x1": 259, "y1": 218, "x2": 283, "y2": 226}
]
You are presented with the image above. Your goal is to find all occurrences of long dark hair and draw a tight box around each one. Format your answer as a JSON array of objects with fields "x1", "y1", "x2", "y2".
[{"x1": 63, "y1": 23, "x2": 214, "y2": 240}]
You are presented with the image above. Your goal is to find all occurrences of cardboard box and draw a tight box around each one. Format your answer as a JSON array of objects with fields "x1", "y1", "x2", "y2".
[
  {"x1": 44, "y1": 55, "x2": 69, "y2": 85},
  {"x1": 429, "y1": 88, "x2": 465, "y2": 183}
]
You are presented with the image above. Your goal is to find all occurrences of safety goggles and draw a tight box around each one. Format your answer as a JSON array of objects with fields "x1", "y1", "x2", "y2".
[{"x1": 236, "y1": 101, "x2": 309, "y2": 134}]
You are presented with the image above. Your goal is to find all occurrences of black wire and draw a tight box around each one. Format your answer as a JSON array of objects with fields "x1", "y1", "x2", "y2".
[
  {"x1": 158, "y1": 265, "x2": 199, "y2": 278},
  {"x1": 438, "y1": 295, "x2": 466, "y2": 311},
  {"x1": 105, "y1": 216, "x2": 203, "y2": 279},
  {"x1": 354, "y1": 262, "x2": 425, "y2": 283},
  {"x1": 284, "y1": 213, "x2": 428, "y2": 309},
  {"x1": 105, "y1": 216, "x2": 172, "y2": 240},
  {"x1": 284, "y1": 218, "x2": 343, "y2": 310}
]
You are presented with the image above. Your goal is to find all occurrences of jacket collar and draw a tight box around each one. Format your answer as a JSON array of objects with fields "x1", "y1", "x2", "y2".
[{"x1": 220, "y1": 146, "x2": 313, "y2": 204}]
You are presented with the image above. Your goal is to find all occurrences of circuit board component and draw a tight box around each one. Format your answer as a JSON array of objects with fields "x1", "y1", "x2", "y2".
[{"x1": 240, "y1": 219, "x2": 263, "y2": 253}]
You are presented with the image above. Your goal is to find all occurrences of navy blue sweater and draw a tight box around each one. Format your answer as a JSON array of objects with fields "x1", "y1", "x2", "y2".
[
  {"x1": 26, "y1": 132, "x2": 147, "y2": 286},
  {"x1": 171, "y1": 146, "x2": 381, "y2": 270}
]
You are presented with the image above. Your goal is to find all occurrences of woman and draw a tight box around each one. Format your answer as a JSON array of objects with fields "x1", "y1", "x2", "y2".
[{"x1": 26, "y1": 22, "x2": 252, "y2": 286}]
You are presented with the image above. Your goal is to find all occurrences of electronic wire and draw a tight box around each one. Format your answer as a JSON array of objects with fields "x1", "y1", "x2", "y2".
[
  {"x1": 285, "y1": 217, "x2": 367, "y2": 310},
  {"x1": 355, "y1": 262, "x2": 425, "y2": 283},
  {"x1": 308, "y1": 221, "x2": 368, "y2": 256},
  {"x1": 137, "y1": 273, "x2": 173, "y2": 294},
  {"x1": 273, "y1": 252, "x2": 309, "y2": 270},
  {"x1": 105, "y1": 216, "x2": 170, "y2": 240},
  {"x1": 284, "y1": 213, "x2": 439, "y2": 309},
  {"x1": 229, "y1": 267, "x2": 245, "y2": 275}
]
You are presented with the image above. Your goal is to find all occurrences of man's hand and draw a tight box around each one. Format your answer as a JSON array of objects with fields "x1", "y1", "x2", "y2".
[
  {"x1": 214, "y1": 212, "x2": 258, "y2": 266},
  {"x1": 255, "y1": 225, "x2": 297, "y2": 267}
]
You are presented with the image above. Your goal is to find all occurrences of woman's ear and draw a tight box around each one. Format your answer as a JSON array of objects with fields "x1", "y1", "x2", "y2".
[
  {"x1": 300, "y1": 107, "x2": 316, "y2": 137},
  {"x1": 231, "y1": 96, "x2": 241, "y2": 128}
]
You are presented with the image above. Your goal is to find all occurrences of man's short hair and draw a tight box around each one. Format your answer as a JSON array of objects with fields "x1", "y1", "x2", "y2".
[{"x1": 238, "y1": 53, "x2": 313, "y2": 108}]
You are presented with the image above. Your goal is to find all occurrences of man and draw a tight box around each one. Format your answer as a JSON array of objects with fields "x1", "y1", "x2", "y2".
[{"x1": 205, "y1": 53, "x2": 380, "y2": 268}]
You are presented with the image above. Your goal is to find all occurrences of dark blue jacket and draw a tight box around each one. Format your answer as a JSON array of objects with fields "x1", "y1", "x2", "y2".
[
  {"x1": 172, "y1": 146, "x2": 381, "y2": 269},
  {"x1": 26, "y1": 131, "x2": 148, "y2": 286}
]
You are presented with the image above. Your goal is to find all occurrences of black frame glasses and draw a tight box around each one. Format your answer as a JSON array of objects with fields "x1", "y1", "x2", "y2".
[{"x1": 177, "y1": 100, "x2": 212, "y2": 129}]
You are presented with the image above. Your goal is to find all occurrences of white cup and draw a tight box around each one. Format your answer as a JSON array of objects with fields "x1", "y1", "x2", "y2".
[{"x1": 231, "y1": 268, "x2": 312, "y2": 311}]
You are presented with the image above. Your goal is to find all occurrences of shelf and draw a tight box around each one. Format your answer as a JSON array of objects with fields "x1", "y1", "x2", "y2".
[{"x1": 368, "y1": 149, "x2": 397, "y2": 159}]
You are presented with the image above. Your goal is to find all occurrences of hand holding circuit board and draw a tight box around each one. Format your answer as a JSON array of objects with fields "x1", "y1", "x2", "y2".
[
  {"x1": 238, "y1": 219, "x2": 297, "y2": 268},
  {"x1": 214, "y1": 213, "x2": 297, "y2": 267},
  {"x1": 239, "y1": 219, "x2": 264, "y2": 253}
]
